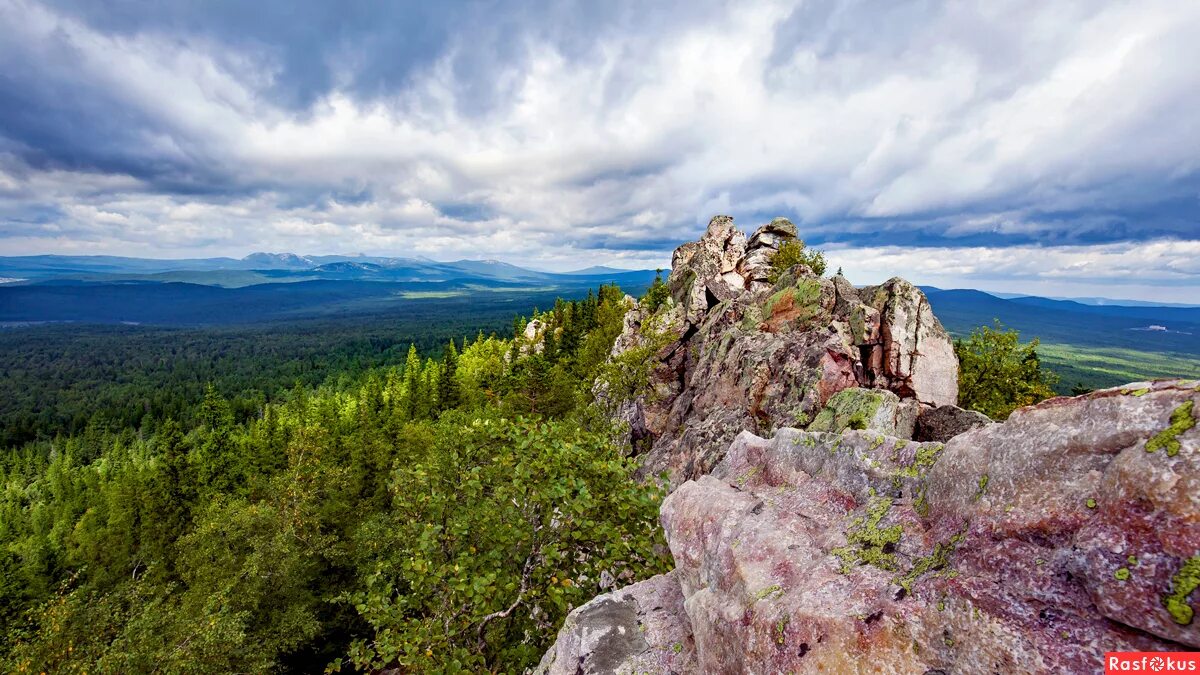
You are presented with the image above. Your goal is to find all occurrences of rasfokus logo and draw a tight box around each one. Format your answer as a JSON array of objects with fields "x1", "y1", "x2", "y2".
[{"x1": 1106, "y1": 653, "x2": 1200, "y2": 673}]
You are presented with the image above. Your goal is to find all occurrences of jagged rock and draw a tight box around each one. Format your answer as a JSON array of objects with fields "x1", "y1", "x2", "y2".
[
  {"x1": 736, "y1": 216, "x2": 797, "y2": 290},
  {"x1": 746, "y1": 216, "x2": 798, "y2": 248},
  {"x1": 669, "y1": 215, "x2": 746, "y2": 325},
  {"x1": 923, "y1": 380, "x2": 1200, "y2": 649},
  {"x1": 612, "y1": 216, "x2": 957, "y2": 485},
  {"x1": 808, "y1": 387, "x2": 918, "y2": 438},
  {"x1": 915, "y1": 403, "x2": 993, "y2": 442},
  {"x1": 534, "y1": 571, "x2": 696, "y2": 675},
  {"x1": 859, "y1": 278, "x2": 958, "y2": 407},
  {"x1": 541, "y1": 380, "x2": 1200, "y2": 673},
  {"x1": 520, "y1": 318, "x2": 546, "y2": 354}
]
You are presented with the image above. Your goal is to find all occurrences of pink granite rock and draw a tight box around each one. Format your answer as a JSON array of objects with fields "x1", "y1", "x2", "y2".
[{"x1": 540, "y1": 381, "x2": 1200, "y2": 673}]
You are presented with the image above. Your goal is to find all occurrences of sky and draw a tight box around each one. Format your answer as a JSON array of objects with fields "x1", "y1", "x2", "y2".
[{"x1": 0, "y1": 0, "x2": 1198, "y2": 302}]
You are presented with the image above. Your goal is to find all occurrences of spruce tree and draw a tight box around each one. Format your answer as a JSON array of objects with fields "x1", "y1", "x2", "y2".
[
  {"x1": 402, "y1": 345, "x2": 423, "y2": 420},
  {"x1": 438, "y1": 340, "x2": 462, "y2": 412}
]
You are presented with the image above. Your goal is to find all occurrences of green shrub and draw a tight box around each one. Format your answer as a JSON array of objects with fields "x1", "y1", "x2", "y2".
[
  {"x1": 768, "y1": 239, "x2": 827, "y2": 281},
  {"x1": 641, "y1": 269, "x2": 670, "y2": 313},
  {"x1": 956, "y1": 321, "x2": 1059, "y2": 419}
]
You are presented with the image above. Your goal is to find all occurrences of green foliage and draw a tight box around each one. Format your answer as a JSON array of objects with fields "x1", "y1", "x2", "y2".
[
  {"x1": 955, "y1": 320, "x2": 1059, "y2": 420},
  {"x1": 347, "y1": 413, "x2": 668, "y2": 671},
  {"x1": 0, "y1": 289, "x2": 631, "y2": 448},
  {"x1": 641, "y1": 269, "x2": 670, "y2": 314},
  {"x1": 768, "y1": 239, "x2": 827, "y2": 281},
  {"x1": 0, "y1": 284, "x2": 667, "y2": 673}
]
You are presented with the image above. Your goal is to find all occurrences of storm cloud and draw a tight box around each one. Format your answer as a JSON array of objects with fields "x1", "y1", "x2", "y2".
[{"x1": 1, "y1": 0, "x2": 1197, "y2": 300}]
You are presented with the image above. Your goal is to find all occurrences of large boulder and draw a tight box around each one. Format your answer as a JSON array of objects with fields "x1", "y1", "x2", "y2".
[
  {"x1": 808, "y1": 387, "x2": 918, "y2": 438},
  {"x1": 859, "y1": 278, "x2": 959, "y2": 407},
  {"x1": 533, "y1": 571, "x2": 696, "y2": 675},
  {"x1": 922, "y1": 380, "x2": 1200, "y2": 649},
  {"x1": 539, "y1": 380, "x2": 1200, "y2": 673},
  {"x1": 915, "y1": 403, "x2": 993, "y2": 442}
]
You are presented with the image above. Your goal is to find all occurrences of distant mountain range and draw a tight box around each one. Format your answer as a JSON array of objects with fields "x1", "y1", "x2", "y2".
[
  {"x1": 920, "y1": 287, "x2": 1200, "y2": 354},
  {"x1": 988, "y1": 291, "x2": 1200, "y2": 309},
  {"x1": 0, "y1": 256, "x2": 1197, "y2": 364},
  {"x1": 0, "y1": 253, "x2": 654, "y2": 289},
  {"x1": 0, "y1": 253, "x2": 660, "y2": 325}
]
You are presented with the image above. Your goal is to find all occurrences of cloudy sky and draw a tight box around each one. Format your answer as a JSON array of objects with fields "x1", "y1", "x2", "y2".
[{"x1": 1, "y1": 0, "x2": 1198, "y2": 301}]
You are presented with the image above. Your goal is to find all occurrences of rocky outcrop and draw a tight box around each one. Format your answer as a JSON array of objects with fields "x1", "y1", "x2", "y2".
[
  {"x1": 737, "y1": 216, "x2": 797, "y2": 293},
  {"x1": 520, "y1": 318, "x2": 547, "y2": 355},
  {"x1": 859, "y1": 278, "x2": 959, "y2": 406},
  {"x1": 540, "y1": 380, "x2": 1200, "y2": 673},
  {"x1": 915, "y1": 403, "x2": 993, "y2": 442},
  {"x1": 611, "y1": 215, "x2": 958, "y2": 485},
  {"x1": 532, "y1": 571, "x2": 696, "y2": 675},
  {"x1": 668, "y1": 215, "x2": 747, "y2": 325}
]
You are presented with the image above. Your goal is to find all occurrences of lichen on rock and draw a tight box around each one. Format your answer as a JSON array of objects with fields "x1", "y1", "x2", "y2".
[
  {"x1": 1165, "y1": 556, "x2": 1200, "y2": 626},
  {"x1": 1145, "y1": 400, "x2": 1196, "y2": 456},
  {"x1": 808, "y1": 387, "x2": 917, "y2": 438},
  {"x1": 831, "y1": 492, "x2": 903, "y2": 572}
]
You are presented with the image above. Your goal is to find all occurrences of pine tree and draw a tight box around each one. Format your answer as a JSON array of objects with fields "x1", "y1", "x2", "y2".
[
  {"x1": 438, "y1": 340, "x2": 462, "y2": 412},
  {"x1": 402, "y1": 345, "x2": 423, "y2": 420},
  {"x1": 194, "y1": 385, "x2": 241, "y2": 496},
  {"x1": 419, "y1": 358, "x2": 440, "y2": 418}
]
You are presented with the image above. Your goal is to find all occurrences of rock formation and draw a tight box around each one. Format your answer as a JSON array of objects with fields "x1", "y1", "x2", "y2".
[
  {"x1": 610, "y1": 215, "x2": 959, "y2": 485},
  {"x1": 539, "y1": 217, "x2": 1200, "y2": 674},
  {"x1": 539, "y1": 380, "x2": 1200, "y2": 673}
]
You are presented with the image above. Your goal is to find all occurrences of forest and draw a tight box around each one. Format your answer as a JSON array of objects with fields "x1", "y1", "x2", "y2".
[
  {"x1": 0, "y1": 282, "x2": 674, "y2": 673},
  {"x1": 0, "y1": 286, "x2": 607, "y2": 448}
]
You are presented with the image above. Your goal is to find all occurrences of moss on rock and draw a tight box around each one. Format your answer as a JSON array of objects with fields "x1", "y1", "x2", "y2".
[
  {"x1": 809, "y1": 388, "x2": 896, "y2": 434},
  {"x1": 1164, "y1": 555, "x2": 1200, "y2": 625},
  {"x1": 1145, "y1": 401, "x2": 1196, "y2": 457},
  {"x1": 832, "y1": 494, "x2": 902, "y2": 573}
]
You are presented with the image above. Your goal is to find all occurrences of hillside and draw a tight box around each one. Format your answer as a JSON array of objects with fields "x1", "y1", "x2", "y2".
[
  {"x1": 1, "y1": 218, "x2": 1197, "y2": 674},
  {"x1": 924, "y1": 288, "x2": 1200, "y2": 352},
  {"x1": 922, "y1": 287, "x2": 1200, "y2": 391}
]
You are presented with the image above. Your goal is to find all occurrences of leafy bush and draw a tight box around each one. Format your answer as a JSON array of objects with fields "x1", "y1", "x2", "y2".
[
  {"x1": 768, "y1": 239, "x2": 827, "y2": 281},
  {"x1": 346, "y1": 413, "x2": 669, "y2": 671},
  {"x1": 956, "y1": 320, "x2": 1059, "y2": 419}
]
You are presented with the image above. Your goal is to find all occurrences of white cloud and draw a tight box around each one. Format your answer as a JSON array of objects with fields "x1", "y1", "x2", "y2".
[
  {"x1": 829, "y1": 239, "x2": 1200, "y2": 302},
  {"x1": 0, "y1": 0, "x2": 1198, "y2": 299}
]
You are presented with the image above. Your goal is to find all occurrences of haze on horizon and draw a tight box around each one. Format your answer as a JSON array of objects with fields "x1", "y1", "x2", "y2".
[{"x1": 1, "y1": 0, "x2": 1198, "y2": 302}]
